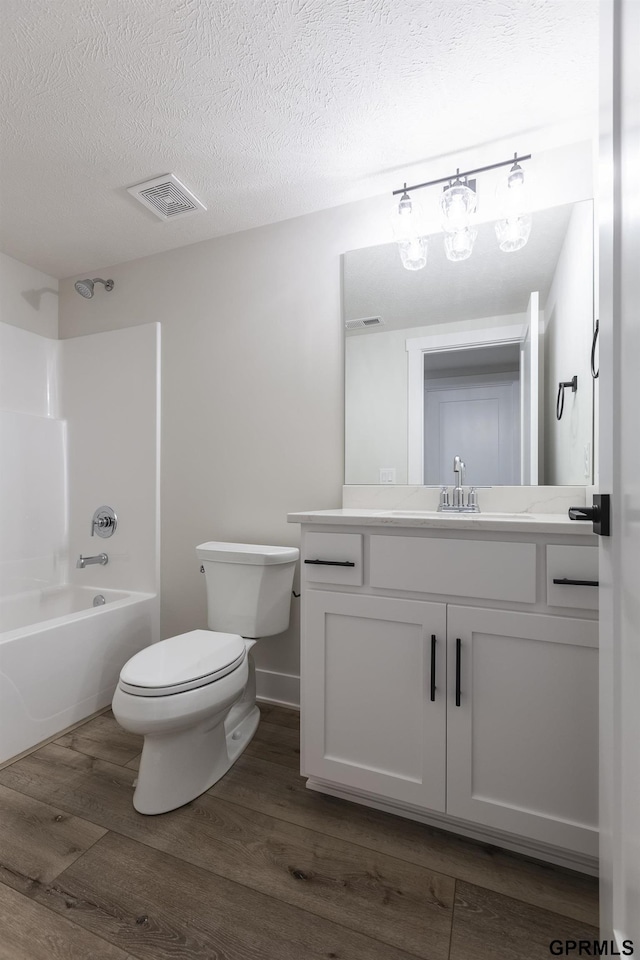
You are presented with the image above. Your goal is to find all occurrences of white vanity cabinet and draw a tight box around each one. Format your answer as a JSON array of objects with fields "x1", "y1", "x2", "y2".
[
  {"x1": 446, "y1": 605, "x2": 598, "y2": 855},
  {"x1": 294, "y1": 517, "x2": 599, "y2": 873},
  {"x1": 304, "y1": 590, "x2": 447, "y2": 811}
]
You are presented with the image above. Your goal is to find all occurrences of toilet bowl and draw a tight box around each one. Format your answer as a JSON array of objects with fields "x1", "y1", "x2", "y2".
[{"x1": 112, "y1": 542, "x2": 298, "y2": 814}]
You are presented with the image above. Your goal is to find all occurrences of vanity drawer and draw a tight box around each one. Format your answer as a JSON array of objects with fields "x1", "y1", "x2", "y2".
[
  {"x1": 303, "y1": 533, "x2": 363, "y2": 586},
  {"x1": 370, "y1": 536, "x2": 536, "y2": 602},
  {"x1": 546, "y1": 546, "x2": 599, "y2": 610}
]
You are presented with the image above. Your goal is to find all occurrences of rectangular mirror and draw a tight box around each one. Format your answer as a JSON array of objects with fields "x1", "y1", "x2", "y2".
[{"x1": 344, "y1": 199, "x2": 595, "y2": 486}]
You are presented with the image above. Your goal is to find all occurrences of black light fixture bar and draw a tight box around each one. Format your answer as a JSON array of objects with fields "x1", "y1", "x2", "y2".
[{"x1": 392, "y1": 153, "x2": 532, "y2": 197}]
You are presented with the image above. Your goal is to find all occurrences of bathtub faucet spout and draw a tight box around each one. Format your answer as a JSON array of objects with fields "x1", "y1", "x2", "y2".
[{"x1": 77, "y1": 553, "x2": 109, "y2": 569}]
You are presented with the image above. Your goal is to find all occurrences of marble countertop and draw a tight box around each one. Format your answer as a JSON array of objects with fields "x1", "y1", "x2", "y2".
[{"x1": 287, "y1": 508, "x2": 597, "y2": 536}]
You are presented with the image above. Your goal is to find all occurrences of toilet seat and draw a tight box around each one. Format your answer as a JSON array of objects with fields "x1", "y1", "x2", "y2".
[{"x1": 118, "y1": 629, "x2": 246, "y2": 698}]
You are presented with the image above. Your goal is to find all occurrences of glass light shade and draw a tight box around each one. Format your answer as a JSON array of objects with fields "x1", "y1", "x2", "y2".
[
  {"x1": 444, "y1": 226, "x2": 477, "y2": 261},
  {"x1": 398, "y1": 236, "x2": 427, "y2": 271},
  {"x1": 496, "y1": 161, "x2": 528, "y2": 218},
  {"x1": 391, "y1": 192, "x2": 426, "y2": 242},
  {"x1": 440, "y1": 181, "x2": 477, "y2": 232},
  {"x1": 495, "y1": 213, "x2": 532, "y2": 252}
]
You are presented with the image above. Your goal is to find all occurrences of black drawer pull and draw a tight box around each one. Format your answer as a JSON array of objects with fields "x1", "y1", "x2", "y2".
[
  {"x1": 430, "y1": 635, "x2": 437, "y2": 702},
  {"x1": 553, "y1": 577, "x2": 599, "y2": 587},
  {"x1": 304, "y1": 559, "x2": 355, "y2": 567},
  {"x1": 455, "y1": 637, "x2": 462, "y2": 707}
]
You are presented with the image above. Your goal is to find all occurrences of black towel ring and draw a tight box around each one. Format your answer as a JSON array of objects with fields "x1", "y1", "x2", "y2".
[
  {"x1": 591, "y1": 319, "x2": 600, "y2": 379},
  {"x1": 557, "y1": 375, "x2": 578, "y2": 421}
]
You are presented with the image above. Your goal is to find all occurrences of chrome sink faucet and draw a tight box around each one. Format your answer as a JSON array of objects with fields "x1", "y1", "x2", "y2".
[
  {"x1": 77, "y1": 553, "x2": 109, "y2": 568},
  {"x1": 438, "y1": 456, "x2": 480, "y2": 513},
  {"x1": 452, "y1": 456, "x2": 465, "y2": 507}
]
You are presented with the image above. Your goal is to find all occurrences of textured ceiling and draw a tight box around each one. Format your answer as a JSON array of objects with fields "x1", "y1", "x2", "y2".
[{"x1": 0, "y1": 0, "x2": 598, "y2": 278}]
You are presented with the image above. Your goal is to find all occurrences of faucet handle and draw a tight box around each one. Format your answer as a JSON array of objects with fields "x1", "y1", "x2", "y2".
[{"x1": 91, "y1": 506, "x2": 118, "y2": 538}]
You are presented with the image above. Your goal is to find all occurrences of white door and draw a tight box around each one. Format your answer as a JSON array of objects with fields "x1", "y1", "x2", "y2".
[
  {"x1": 520, "y1": 291, "x2": 540, "y2": 484},
  {"x1": 424, "y1": 376, "x2": 520, "y2": 485},
  {"x1": 599, "y1": 0, "x2": 640, "y2": 943},
  {"x1": 446, "y1": 606, "x2": 599, "y2": 857},
  {"x1": 302, "y1": 590, "x2": 447, "y2": 811}
]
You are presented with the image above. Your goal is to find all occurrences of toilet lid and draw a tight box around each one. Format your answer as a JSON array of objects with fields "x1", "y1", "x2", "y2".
[{"x1": 119, "y1": 630, "x2": 246, "y2": 697}]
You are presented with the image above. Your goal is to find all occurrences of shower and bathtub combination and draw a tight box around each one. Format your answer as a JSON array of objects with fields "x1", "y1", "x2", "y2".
[
  {"x1": 0, "y1": 315, "x2": 161, "y2": 765},
  {"x1": 0, "y1": 585, "x2": 157, "y2": 762}
]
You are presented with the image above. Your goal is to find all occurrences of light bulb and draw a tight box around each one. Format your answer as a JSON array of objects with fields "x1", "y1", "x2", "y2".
[
  {"x1": 391, "y1": 189, "x2": 425, "y2": 242},
  {"x1": 440, "y1": 178, "x2": 477, "y2": 232},
  {"x1": 444, "y1": 226, "x2": 477, "y2": 261},
  {"x1": 399, "y1": 237, "x2": 427, "y2": 271},
  {"x1": 495, "y1": 213, "x2": 532, "y2": 252}
]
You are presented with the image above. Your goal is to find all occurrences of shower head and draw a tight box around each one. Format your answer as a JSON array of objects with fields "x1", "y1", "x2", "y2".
[{"x1": 74, "y1": 278, "x2": 114, "y2": 298}]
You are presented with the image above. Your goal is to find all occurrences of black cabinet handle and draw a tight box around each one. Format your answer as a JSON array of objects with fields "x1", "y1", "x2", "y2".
[
  {"x1": 430, "y1": 635, "x2": 437, "y2": 702},
  {"x1": 553, "y1": 577, "x2": 599, "y2": 587},
  {"x1": 455, "y1": 638, "x2": 462, "y2": 707},
  {"x1": 303, "y1": 559, "x2": 356, "y2": 567}
]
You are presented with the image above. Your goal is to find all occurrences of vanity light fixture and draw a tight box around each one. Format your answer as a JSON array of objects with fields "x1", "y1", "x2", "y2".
[
  {"x1": 391, "y1": 186, "x2": 428, "y2": 269},
  {"x1": 495, "y1": 154, "x2": 532, "y2": 252},
  {"x1": 440, "y1": 173, "x2": 477, "y2": 232},
  {"x1": 391, "y1": 152, "x2": 531, "y2": 270},
  {"x1": 444, "y1": 225, "x2": 478, "y2": 262}
]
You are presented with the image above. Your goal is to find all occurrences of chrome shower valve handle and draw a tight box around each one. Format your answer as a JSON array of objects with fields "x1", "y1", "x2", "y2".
[{"x1": 91, "y1": 506, "x2": 118, "y2": 538}]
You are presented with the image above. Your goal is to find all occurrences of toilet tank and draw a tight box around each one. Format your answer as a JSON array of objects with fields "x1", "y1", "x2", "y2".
[{"x1": 195, "y1": 542, "x2": 299, "y2": 638}]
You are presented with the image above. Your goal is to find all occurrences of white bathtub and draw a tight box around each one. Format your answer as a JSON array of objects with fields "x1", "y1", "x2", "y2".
[{"x1": 0, "y1": 585, "x2": 159, "y2": 764}]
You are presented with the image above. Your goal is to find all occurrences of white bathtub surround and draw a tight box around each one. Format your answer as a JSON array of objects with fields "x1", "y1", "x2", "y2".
[
  {"x1": 342, "y1": 484, "x2": 587, "y2": 515},
  {"x1": 0, "y1": 587, "x2": 157, "y2": 764},
  {"x1": 0, "y1": 283, "x2": 161, "y2": 761},
  {"x1": 0, "y1": 321, "x2": 66, "y2": 600},
  {"x1": 0, "y1": 321, "x2": 60, "y2": 416},
  {"x1": 0, "y1": 411, "x2": 67, "y2": 597},
  {"x1": 61, "y1": 323, "x2": 161, "y2": 594}
]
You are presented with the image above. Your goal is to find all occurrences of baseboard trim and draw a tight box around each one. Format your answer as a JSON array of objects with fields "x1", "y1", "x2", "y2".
[
  {"x1": 255, "y1": 669, "x2": 300, "y2": 708},
  {"x1": 306, "y1": 776, "x2": 599, "y2": 877}
]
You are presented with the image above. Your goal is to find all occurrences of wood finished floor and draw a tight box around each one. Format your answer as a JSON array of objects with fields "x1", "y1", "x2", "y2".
[{"x1": 0, "y1": 704, "x2": 598, "y2": 960}]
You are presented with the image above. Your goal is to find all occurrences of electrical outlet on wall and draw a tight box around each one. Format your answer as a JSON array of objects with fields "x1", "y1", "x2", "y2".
[{"x1": 379, "y1": 468, "x2": 396, "y2": 484}]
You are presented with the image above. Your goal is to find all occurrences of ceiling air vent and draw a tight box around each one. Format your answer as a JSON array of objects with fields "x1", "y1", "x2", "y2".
[
  {"x1": 345, "y1": 316, "x2": 384, "y2": 330},
  {"x1": 127, "y1": 174, "x2": 207, "y2": 221}
]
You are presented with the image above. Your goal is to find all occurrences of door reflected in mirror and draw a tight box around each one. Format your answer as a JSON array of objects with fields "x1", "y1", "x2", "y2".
[{"x1": 344, "y1": 200, "x2": 595, "y2": 486}]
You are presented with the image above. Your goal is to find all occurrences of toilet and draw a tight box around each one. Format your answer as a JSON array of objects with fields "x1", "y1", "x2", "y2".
[{"x1": 112, "y1": 541, "x2": 299, "y2": 814}]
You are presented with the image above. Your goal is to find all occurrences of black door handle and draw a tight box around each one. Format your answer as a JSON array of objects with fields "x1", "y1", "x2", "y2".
[
  {"x1": 591, "y1": 319, "x2": 599, "y2": 379},
  {"x1": 568, "y1": 506, "x2": 598, "y2": 521},
  {"x1": 568, "y1": 494, "x2": 610, "y2": 537},
  {"x1": 455, "y1": 638, "x2": 462, "y2": 707}
]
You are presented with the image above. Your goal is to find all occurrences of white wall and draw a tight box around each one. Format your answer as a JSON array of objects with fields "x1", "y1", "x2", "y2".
[
  {"x1": 0, "y1": 251, "x2": 58, "y2": 338},
  {"x1": 57, "y1": 142, "x2": 595, "y2": 701},
  {"x1": 58, "y1": 196, "x2": 391, "y2": 695},
  {"x1": 543, "y1": 202, "x2": 594, "y2": 484},
  {"x1": 60, "y1": 324, "x2": 160, "y2": 594}
]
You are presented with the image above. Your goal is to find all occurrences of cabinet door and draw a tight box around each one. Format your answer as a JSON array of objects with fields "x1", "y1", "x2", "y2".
[
  {"x1": 446, "y1": 606, "x2": 598, "y2": 857},
  {"x1": 302, "y1": 591, "x2": 447, "y2": 811}
]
